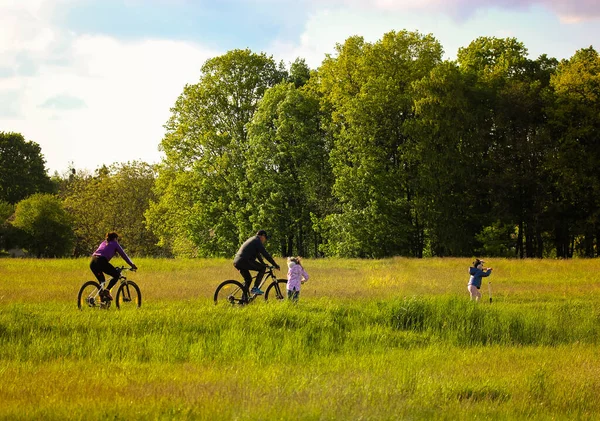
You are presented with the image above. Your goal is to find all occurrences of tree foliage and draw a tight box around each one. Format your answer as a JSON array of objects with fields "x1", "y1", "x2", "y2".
[
  {"x1": 148, "y1": 49, "x2": 287, "y2": 257},
  {"x1": 315, "y1": 31, "x2": 443, "y2": 257},
  {"x1": 11, "y1": 194, "x2": 74, "y2": 257},
  {"x1": 548, "y1": 47, "x2": 600, "y2": 257},
  {"x1": 4, "y1": 33, "x2": 600, "y2": 259},
  {"x1": 0, "y1": 132, "x2": 53, "y2": 204},
  {"x1": 245, "y1": 81, "x2": 332, "y2": 257},
  {"x1": 62, "y1": 162, "x2": 163, "y2": 256}
]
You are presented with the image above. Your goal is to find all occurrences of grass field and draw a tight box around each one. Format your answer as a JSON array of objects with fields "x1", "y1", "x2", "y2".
[{"x1": 1, "y1": 257, "x2": 600, "y2": 420}]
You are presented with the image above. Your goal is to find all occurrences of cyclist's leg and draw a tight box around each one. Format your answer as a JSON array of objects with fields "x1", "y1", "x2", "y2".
[
  {"x1": 90, "y1": 256, "x2": 106, "y2": 284},
  {"x1": 235, "y1": 259, "x2": 266, "y2": 292},
  {"x1": 239, "y1": 268, "x2": 252, "y2": 291},
  {"x1": 245, "y1": 260, "x2": 266, "y2": 288},
  {"x1": 95, "y1": 257, "x2": 120, "y2": 290},
  {"x1": 234, "y1": 260, "x2": 254, "y2": 294}
]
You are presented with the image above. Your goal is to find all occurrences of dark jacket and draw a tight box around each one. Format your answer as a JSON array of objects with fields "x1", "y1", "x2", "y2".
[
  {"x1": 234, "y1": 235, "x2": 277, "y2": 267},
  {"x1": 468, "y1": 267, "x2": 492, "y2": 289}
]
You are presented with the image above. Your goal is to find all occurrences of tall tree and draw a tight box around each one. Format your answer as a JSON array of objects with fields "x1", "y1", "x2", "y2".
[
  {"x1": 456, "y1": 37, "x2": 557, "y2": 257},
  {"x1": 548, "y1": 47, "x2": 600, "y2": 257},
  {"x1": 410, "y1": 62, "x2": 489, "y2": 256},
  {"x1": 315, "y1": 30, "x2": 443, "y2": 257},
  {"x1": 147, "y1": 49, "x2": 287, "y2": 257},
  {"x1": 245, "y1": 82, "x2": 332, "y2": 257},
  {"x1": 0, "y1": 132, "x2": 53, "y2": 204}
]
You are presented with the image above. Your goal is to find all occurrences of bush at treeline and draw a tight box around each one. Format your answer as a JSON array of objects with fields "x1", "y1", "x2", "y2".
[{"x1": 1, "y1": 30, "x2": 599, "y2": 259}]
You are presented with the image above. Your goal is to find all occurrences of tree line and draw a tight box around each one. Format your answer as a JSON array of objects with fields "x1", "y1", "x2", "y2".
[{"x1": 1, "y1": 30, "x2": 599, "y2": 259}]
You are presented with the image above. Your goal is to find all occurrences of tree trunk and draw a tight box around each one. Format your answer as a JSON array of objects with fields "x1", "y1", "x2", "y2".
[
  {"x1": 554, "y1": 220, "x2": 569, "y2": 258},
  {"x1": 525, "y1": 221, "x2": 534, "y2": 258},
  {"x1": 517, "y1": 220, "x2": 524, "y2": 258},
  {"x1": 536, "y1": 225, "x2": 544, "y2": 258}
]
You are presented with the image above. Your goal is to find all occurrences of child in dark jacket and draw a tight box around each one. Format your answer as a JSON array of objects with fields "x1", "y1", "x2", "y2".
[{"x1": 468, "y1": 258, "x2": 492, "y2": 302}]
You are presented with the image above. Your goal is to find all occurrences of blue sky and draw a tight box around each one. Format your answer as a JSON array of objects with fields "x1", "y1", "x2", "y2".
[{"x1": 1, "y1": 0, "x2": 599, "y2": 173}]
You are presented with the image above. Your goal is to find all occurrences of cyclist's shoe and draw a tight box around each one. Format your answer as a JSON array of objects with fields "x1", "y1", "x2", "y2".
[
  {"x1": 100, "y1": 290, "x2": 113, "y2": 301},
  {"x1": 251, "y1": 287, "x2": 264, "y2": 295}
]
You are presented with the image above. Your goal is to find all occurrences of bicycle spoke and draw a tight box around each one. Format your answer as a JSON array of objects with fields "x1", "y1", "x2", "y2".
[
  {"x1": 265, "y1": 279, "x2": 288, "y2": 301},
  {"x1": 116, "y1": 281, "x2": 142, "y2": 309},
  {"x1": 214, "y1": 280, "x2": 247, "y2": 306},
  {"x1": 77, "y1": 281, "x2": 102, "y2": 310}
]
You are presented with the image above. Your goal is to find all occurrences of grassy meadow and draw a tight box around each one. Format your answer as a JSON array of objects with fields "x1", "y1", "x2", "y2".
[{"x1": 1, "y1": 257, "x2": 600, "y2": 420}]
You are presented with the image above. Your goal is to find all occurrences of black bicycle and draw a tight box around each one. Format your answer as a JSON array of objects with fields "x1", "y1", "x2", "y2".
[
  {"x1": 214, "y1": 265, "x2": 287, "y2": 305},
  {"x1": 77, "y1": 266, "x2": 141, "y2": 310}
]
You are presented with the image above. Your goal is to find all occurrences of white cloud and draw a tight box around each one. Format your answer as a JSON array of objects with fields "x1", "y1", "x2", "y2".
[
  {"x1": 269, "y1": 1, "x2": 599, "y2": 70},
  {"x1": 0, "y1": 1, "x2": 220, "y2": 173},
  {"x1": 269, "y1": 8, "x2": 400, "y2": 69},
  {"x1": 302, "y1": 0, "x2": 600, "y2": 22}
]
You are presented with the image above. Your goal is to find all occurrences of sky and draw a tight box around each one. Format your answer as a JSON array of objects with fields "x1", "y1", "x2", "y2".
[{"x1": 1, "y1": 0, "x2": 599, "y2": 175}]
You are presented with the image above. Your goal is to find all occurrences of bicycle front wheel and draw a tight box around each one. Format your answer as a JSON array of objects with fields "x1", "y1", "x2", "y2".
[
  {"x1": 265, "y1": 279, "x2": 288, "y2": 301},
  {"x1": 214, "y1": 280, "x2": 247, "y2": 306},
  {"x1": 115, "y1": 281, "x2": 142, "y2": 309},
  {"x1": 77, "y1": 281, "x2": 102, "y2": 310}
]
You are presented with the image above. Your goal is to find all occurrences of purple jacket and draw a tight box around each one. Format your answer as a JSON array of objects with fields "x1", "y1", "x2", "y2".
[
  {"x1": 92, "y1": 240, "x2": 134, "y2": 267},
  {"x1": 287, "y1": 263, "x2": 309, "y2": 292}
]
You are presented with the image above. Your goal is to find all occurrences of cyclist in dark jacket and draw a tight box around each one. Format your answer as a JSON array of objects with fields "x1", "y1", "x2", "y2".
[{"x1": 234, "y1": 229, "x2": 280, "y2": 295}]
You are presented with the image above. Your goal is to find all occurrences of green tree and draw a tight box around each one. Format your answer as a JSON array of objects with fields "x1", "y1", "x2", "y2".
[
  {"x1": 0, "y1": 132, "x2": 53, "y2": 204},
  {"x1": 315, "y1": 30, "x2": 443, "y2": 257},
  {"x1": 288, "y1": 58, "x2": 311, "y2": 88},
  {"x1": 62, "y1": 162, "x2": 163, "y2": 256},
  {"x1": 245, "y1": 82, "x2": 333, "y2": 257},
  {"x1": 148, "y1": 49, "x2": 286, "y2": 257},
  {"x1": 456, "y1": 37, "x2": 557, "y2": 258},
  {"x1": 11, "y1": 193, "x2": 74, "y2": 257},
  {"x1": 548, "y1": 47, "x2": 600, "y2": 257},
  {"x1": 0, "y1": 200, "x2": 16, "y2": 251},
  {"x1": 410, "y1": 61, "x2": 489, "y2": 256}
]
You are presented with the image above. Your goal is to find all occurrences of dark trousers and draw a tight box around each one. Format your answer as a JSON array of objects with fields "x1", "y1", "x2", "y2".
[
  {"x1": 287, "y1": 289, "x2": 300, "y2": 302},
  {"x1": 233, "y1": 258, "x2": 266, "y2": 290},
  {"x1": 90, "y1": 256, "x2": 120, "y2": 289}
]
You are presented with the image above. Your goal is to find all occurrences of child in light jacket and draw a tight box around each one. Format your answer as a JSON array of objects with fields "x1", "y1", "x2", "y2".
[{"x1": 287, "y1": 256, "x2": 309, "y2": 302}]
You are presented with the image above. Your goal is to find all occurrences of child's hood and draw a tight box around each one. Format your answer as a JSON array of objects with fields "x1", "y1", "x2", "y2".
[
  {"x1": 469, "y1": 267, "x2": 478, "y2": 275},
  {"x1": 289, "y1": 263, "x2": 304, "y2": 274}
]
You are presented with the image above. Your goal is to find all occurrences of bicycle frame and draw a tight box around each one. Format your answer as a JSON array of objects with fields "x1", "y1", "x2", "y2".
[
  {"x1": 242, "y1": 266, "x2": 278, "y2": 302},
  {"x1": 82, "y1": 266, "x2": 136, "y2": 309},
  {"x1": 214, "y1": 265, "x2": 287, "y2": 306},
  {"x1": 99, "y1": 266, "x2": 130, "y2": 291}
]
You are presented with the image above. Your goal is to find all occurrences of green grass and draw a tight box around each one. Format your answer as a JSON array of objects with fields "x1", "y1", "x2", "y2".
[{"x1": 1, "y1": 257, "x2": 600, "y2": 419}]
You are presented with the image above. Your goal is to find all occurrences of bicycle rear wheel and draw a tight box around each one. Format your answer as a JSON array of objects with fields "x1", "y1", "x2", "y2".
[
  {"x1": 77, "y1": 281, "x2": 102, "y2": 310},
  {"x1": 115, "y1": 281, "x2": 142, "y2": 309},
  {"x1": 265, "y1": 279, "x2": 287, "y2": 301},
  {"x1": 214, "y1": 280, "x2": 247, "y2": 306}
]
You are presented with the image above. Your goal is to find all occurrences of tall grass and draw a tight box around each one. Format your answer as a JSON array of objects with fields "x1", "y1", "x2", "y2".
[{"x1": 1, "y1": 257, "x2": 600, "y2": 419}]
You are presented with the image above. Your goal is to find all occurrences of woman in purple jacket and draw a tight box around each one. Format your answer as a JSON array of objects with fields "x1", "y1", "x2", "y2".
[{"x1": 90, "y1": 232, "x2": 137, "y2": 301}]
